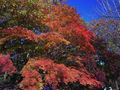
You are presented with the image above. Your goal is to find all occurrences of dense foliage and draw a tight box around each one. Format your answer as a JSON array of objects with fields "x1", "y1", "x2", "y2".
[
  {"x1": 0, "y1": 0, "x2": 114, "y2": 90},
  {"x1": 89, "y1": 19, "x2": 120, "y2": 89},
  {"x1": 0, "y1": 25, "x2": 102, "y2": 89}
]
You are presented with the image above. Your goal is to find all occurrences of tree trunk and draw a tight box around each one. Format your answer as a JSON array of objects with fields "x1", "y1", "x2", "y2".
[{"x1": 115, "y1": 80, "x2": 119, "y2": 90}]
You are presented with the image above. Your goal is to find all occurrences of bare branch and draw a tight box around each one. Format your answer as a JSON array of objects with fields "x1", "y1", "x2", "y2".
[{"x1": 96, "y1": 0, "x2": 120, "y2": 19}]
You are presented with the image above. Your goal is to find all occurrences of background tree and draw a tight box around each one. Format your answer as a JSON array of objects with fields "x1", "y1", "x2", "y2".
[
  {"x1": 96, "y1": 0, "x2": 120, "y2": 19},
  {"x1": 89, "y1": 19, "x2": 120, "y2": 90},
  {"x1": 89, "y1": 19, "x2": 120, "y2": 54}
]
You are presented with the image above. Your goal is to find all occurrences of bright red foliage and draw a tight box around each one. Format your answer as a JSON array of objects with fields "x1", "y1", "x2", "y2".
[
  {"x1": 42, "y1": 5, "x2": 95, "y2": 53},
  {"x1": 19, "y1": 58, "x2": 101, "y2": 90},
  {"x1": 19, "y1": 69, "x2": 42, "y2": 90},
  {"x1": 3, "y1": 26, "x2": 38, "y2": 41},
  {"x1": 0, "y1": 54, "x2": 16, "y2": 75},
  {"x1": 2, "y1": 26, "x2": 70, "y2": 46}
]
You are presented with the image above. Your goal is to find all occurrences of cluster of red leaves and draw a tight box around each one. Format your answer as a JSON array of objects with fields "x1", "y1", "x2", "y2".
[
  {"x1": 0, "y1": 54, "x2": 16, "y2": 75},
  {"x1": 2, "y1": 26, "x2": 38, "y2": 41},
  {"x1": 42, "y1": 5, "x2": 95, "y2": 53},
  {"x1": 2, "y1": 26, "x2": 70, "y2": 47},
  {"x1": 43, "y1": 5, "x2": 82, "y2": 28},
  {"x1": 19, "y1": 70, "x2": 42, "y2": 90},
  {"x1": 19, "y1": 58, "x2": 101, "y2": 90}
]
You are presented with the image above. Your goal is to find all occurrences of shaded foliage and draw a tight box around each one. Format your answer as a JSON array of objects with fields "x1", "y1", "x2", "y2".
[{"x1": 89, "y1": 19, "x2": 120, "y2": 89}]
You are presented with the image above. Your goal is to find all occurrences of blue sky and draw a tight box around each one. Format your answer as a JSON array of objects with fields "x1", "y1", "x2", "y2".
[{"x1": 66, "y1": 0, "x2": 99, "y2": 22}]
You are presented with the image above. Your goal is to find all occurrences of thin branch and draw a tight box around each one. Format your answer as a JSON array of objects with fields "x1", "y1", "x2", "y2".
[
  {"x1": 96, "y1": 0, "x2": 120, "y2": 19},
  {"x1": 112, "y1": 0, "x2": 120, "y2": 18}
]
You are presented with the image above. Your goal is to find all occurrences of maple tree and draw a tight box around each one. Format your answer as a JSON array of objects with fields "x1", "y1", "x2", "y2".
[
  {"x1": 42, "y1": 5, "x2": 95, "y2": 54},
  {"x1": 0, "y1": 2, "x2": 105, "y2": 90},
  {"x1": 0, "y1": 25, "x2": 102, "y2": 89},
  {"x1": 19, "y1": 58, "x2": 101, "y2": 90},
  {"x1": 41, "y1": 4, "x2": 106, "y2": 84}
]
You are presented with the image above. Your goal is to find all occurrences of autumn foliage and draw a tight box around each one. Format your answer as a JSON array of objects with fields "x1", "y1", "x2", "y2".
[
  {"x1": 2, "y1": 26, "x2": 70, "y2": 45},
  {"x1": 0, "y1": 26, "x2": 102, "y2": 89},
  {"x1": 19, "y1": 58, "x2": 101, "y2": 90},
  {"x1": 43, "y1": 5, "x2": 95, "y2": 53},
  {"x1": 0, "y1": 2, "x2": 104, "y2": 90}
]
